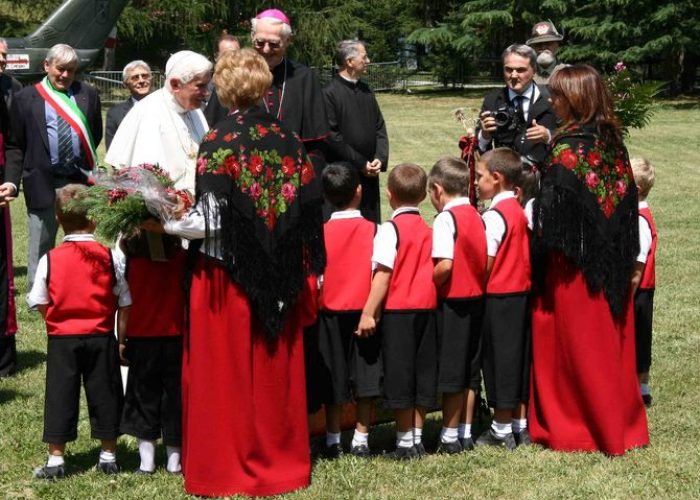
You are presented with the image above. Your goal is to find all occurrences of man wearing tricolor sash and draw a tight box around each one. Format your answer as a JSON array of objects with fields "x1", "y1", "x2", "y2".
[{"x1": 2, "y1": 44, "x2": 102, "y2": 291}]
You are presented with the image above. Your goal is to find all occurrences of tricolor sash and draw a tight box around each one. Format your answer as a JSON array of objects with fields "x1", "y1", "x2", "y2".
[{"x1": 35, "y1": 77, "x2": 98, "y2": 170}]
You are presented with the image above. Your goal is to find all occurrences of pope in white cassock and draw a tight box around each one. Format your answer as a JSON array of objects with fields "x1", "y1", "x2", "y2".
[{"x1": 105, "y1": 51, "x2": 213, "y2": 193}]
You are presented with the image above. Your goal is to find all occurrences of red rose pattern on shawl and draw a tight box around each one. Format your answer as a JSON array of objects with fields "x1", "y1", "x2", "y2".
[
  {"x1": 548, "y1": 137, "x2": 634, "y2": 218},
  {"x1": 197, "y1": 116, "x2": 315, "y2": 230}
]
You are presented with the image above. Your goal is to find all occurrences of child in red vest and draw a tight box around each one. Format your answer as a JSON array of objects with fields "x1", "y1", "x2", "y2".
[
  {"x1": 630, "y1": 157, "x2": 657, "y2": 407},
  {"x1": 27, "y1": 184, "x2": 131, "y2": 479},
  {"x1": 474, "y1": 148, "x2": 531, "y2": 450},
  {"x1": 114, "y1": 233, "x2": 186, "y2": 474},
  {"x1": 357, "y1": 163, "x2": 437, "y2": 460},
  {"x1": 428, "y1": 157, "x2": 487, "y2": 453},
  {"x1": 318, "y1": 163, "x2": 379, "y2": 458}
]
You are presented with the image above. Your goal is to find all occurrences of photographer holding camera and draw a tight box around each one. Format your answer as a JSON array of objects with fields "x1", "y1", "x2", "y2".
[{"x1": 477, "y1": 44, "x2": 556, "y2": 166}]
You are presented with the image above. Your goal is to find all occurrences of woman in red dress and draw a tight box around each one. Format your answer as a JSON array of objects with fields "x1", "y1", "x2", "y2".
[
  {"x1": 528, "y1": 65, "x2": 649, "y2": 455},
  {"x1": 163, "y1": 48, "x2": 324, "y2": 496}
]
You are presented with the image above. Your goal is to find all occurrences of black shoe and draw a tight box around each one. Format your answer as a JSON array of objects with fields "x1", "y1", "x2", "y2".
[
  {"x1": 642, "y1": 394, "x2": 653, "y2": 408},
  {"x1": 97, "y1": 461, "x2": 120, "y2": 474},
  {"x1": 414, "y1": 442, "x2": 426, "y2": 457},
  {"x1": 350, "y1": 443, "x2": 371, "y2": 458},
  {"x1": 323, "y1": 443, "x2": 343, "y2": 459},
  {"x1": 514, "y1": 428, "x2": 532, "y2": 446},
  {"x1": 133, "y1": 467, "x2": 155, "y2": 475},
  {"x1": 33, "y1": 464, "x2": 65, "y2": 480},
  {"x1": 475, "y1": 429, "x2": 517, "y2": 450},
  {"x1": 387, "y1": 445, "x2": 420, "y2": 460},
  {"x1": 436, "y1": 440, "x2": 462, "y2": 454},
  {"x1": 460, "y1": 436, "x2": 475, "y2": 451}
]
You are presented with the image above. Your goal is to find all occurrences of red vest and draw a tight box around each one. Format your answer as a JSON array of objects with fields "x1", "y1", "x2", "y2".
[
  {"x1": 486, "y1": 198, "x2": 531, "y2": 295},
  {"x1": 639, "y1": 207, "x2": 657, "y2": 290},
  {"x1": 125, "y1": 251, "x2": 186, "y2": 337},
  {"x1": 385, "y1": 211, "x2": 437, "y2": 311},
  {"x1": 439, "y1": 204, "x2": 487, "y2": 300},
  {"x1": 320, "y1": 216, "x2": 375, "y2": 312},
  {"x1": 45, "y1": 241, "x2": 118, "y2": 336}
]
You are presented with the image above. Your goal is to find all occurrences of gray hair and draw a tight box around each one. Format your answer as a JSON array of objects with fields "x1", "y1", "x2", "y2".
[
  {"x1": 335, "y1": 40, "x2": 365, "y2": 68},
  {"x1": 164, "y1": 50, "x2": 212, "y2": 90},
  {"x1": 0, "y1": 37, "x2": 7, "y2": 48},
  {"x1": 46, "y1": 43, "x2": 78, "y2": 66},
  {"x1": 122, "y1": 60, "x2": 151, "y2": 82},
  {"x1": 251, "y1": 17, "x2": 293, "y2": 40},
  {"x1": 501, "y1": 44, "x2": 537, "y2": 69}
]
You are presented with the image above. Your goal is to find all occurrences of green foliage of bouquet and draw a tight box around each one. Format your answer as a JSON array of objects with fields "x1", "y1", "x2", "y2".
[
  {"x1": 606, "y1": 62, "x2": 667, "y2": 135},
  {"x1": 70, "y1": 164, "x2": 191, "y2": 242}
]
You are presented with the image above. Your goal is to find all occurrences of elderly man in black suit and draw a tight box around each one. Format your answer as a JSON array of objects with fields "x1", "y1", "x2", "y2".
[
  {"x1": 0, "y1": 43, "x2": 102, "y2": 291},
  {"x1": 0, "y1": 38, "x2": 23, "y2": 110},
  {"x1": 105, "y1": 60, "x2": 152, "y2": 149},
  {"x1": 477, "y1": 44, "x2": 556, "y2": 167}
]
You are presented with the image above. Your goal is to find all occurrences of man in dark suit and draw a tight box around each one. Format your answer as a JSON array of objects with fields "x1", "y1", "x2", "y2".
[
  {"x1": 0, "y1": 43, "x2": 102, "y2": 290},
  {"x1": 0, "y1": 37, "x2": 23, "y2": 110},
  {"x1": 477, "y1": 44, "x2": 556, "y2": 166},
  {"x1": 105, "y1": 60, "x2": 152, "y2": 150}
]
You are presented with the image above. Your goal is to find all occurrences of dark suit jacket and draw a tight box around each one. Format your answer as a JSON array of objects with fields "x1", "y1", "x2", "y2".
[
  {"x1": 0, "y1": 74, "x2": 23, "y2": 112},
  {"x1": 105, "y1": 97, "x2": 134, "y2": 150},
  {"x1": 5, "y1": 80, "x2": 102, "y2": 210},
  {"x1": 477, "y1": 85, "x2": 557, "y2": 165}
]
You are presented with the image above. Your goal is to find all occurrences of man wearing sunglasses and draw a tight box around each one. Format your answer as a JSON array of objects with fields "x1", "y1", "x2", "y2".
[
  {"x1": 105, "y1": 60, "x2": 152, "y2": 149},
  {"x1": 251, "y1": 9, "x2": 330, "y2": 178}
]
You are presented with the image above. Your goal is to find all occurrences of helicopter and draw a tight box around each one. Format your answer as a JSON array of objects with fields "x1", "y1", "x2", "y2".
[{"x1": 2, "y1": 0, "x2": 129, "y2": 81}]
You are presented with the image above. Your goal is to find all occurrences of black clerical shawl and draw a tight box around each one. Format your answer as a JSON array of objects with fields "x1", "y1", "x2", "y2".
[
  {"x1": 322, "y1": 74, "x2": 389, "y2": 222},
  {"x1": 195, "y1": 105, "x2": 325, "y2": 340}
]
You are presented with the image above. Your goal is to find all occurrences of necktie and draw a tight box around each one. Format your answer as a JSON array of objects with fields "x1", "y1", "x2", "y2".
[
  {"x1": 57, "y1": 115, "x2": 74, "y2": 165},
  {"x1": 513, "y1": 95, "x2": 525, "y2": 123}
]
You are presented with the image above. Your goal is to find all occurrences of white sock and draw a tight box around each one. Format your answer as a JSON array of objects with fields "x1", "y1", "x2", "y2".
[
  {"x1": 458, "y1": 423, "x2": 472, "y2": 439},
  {"x1": 99, "y1": 450, "x2": 116, "y2": 464},
  {"x1": 640, "y1": 383, "x2": 650, "y2": 396},
  {"x1": 166, "y1": 446, "x2": 181, "y2": 473},
  {"x1": 413, "y1": 427, "x2": 423, "y2": 445},
  {"x1": 351, "y1": 430, "x2": 369, "y2": 448},
  {"x1": 138, "y1": 439, "x2": 156, "y2": 472},
  {"x1": 325, "y1": 432, "x2": 341, "y2": 447},
  {"x1": 440, "y1": 427, "x2": 459, "y2": 444},
  {"x1": 47, "y1": 454, "x2": 65, "y2": 467},
  {"x1": 512, "y1": 418, "x2": 528, "y2": 433},
  {"x1": 491, "y1": 420, "x2": 512, "y2": 438},
  {"x1": 396, "y1": 430, "x2": 414, "y2": 449}
]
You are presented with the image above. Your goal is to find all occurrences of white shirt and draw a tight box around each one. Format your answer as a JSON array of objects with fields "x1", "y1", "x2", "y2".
[
  {"x1": 432, "y1": 197, "x2": 471, "y2": 260},
  {"x1": 524, "y1": 198, "x2": 535, "y2": 231},
  {"x1": 482, "y1": 191, "x2": 517, "y2": 257},
  {"x1": 27, "y1": 234, "x2": 132, "y2": 308},
  {"x1": 637, "y1": 201, "x2": 653, "y2": 264},
  {"x1": 104, "y1": 88, "x2": 208, "y2": 194},
  {"x1": 164, "y1": 193, "x2": 222, "y2": 259},
  {"x1": 329, "y1": 209, "x2": 363, "y2": 220},
  {"x1": 372, "y1": 207, "x2": 420, "y2": 270}
]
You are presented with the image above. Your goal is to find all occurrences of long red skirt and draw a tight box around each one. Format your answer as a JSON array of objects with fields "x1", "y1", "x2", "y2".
[
  {"x1": 529, "y1": 254, "x2": 649, "y2": 456},
  {"x1": 182, "y1": 257, "x2": 311, "y2": 497}
]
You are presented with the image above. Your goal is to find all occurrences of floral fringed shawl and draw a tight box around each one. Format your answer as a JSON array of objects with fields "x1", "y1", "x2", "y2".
[
  {"x1": 532, "y1": 123, "x2": 639, "y2": 317},
  {"x1": 193, "y1": 105, "x2": 325, "y2": 341}
]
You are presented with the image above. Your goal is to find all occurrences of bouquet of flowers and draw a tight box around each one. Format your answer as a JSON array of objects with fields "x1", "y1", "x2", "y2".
[
  {"x1": 606, "y1": 62, "x2": 666, "y2": 136},
  {"x1": 71, "y1": 164, "x2": 191, "y2": 242}
]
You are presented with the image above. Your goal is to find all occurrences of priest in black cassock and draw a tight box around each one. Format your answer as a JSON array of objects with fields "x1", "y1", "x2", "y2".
[
  {"x1": 249, "y1": 9, "x2": 330, "y2": 178},
  {"x1": 322, "y1": 40, "x2": 388, "y2": 223}
]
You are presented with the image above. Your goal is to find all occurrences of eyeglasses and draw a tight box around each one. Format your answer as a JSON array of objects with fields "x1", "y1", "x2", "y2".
[
  {"x1": 253, "y1": 39, "x2": 282, "y2": 50},
  {"x1": 128, "y1": 72, "x2": 151, "y2": 82}
]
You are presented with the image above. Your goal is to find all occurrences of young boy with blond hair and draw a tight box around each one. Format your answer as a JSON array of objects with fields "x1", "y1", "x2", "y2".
[
  {"x1": 28, "y1": 184, "x2": 131, "y2": 479},
  {"x1": 630, "y1": 157, "x2": 658, "y2": 407},
  {"x1": 474, "y1": 148, "x2": 531, "y2": 450},
  {"x1": 428, "y1": 156, "x2": 487, "y2": 453},
  {"x1": 357, "y1": 163, "x2": 437, "y2": 459},
  {"x1": 318, "y1": 163, "x2": 380, "y2": 458}
]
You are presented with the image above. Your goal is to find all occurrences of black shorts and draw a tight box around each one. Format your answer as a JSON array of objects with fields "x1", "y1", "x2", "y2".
[
  {"x1": 437, "y1": 298, "x2": 484, "y2": 393},
  {"x1": 381, "y1": 311, "x2": 437, "y2": 409},
  {"x1": 303, "y1": 322, "x2": 333, "y2": 413},
  {"x1": 481, "y1": 294, "x2": 531, "y2": 409},
  {"x1": 318, "y1": 311, "x2": 382, "y2": 404},
  {"x1": 634, "y1": 289, "x2": 654, "y2": 373},
  {"x1": 43, "y1": 334, "x2": 123, "y2": 443},
  {"x1": 121, "y1": 337, "x2": 183, "y2": 446}
]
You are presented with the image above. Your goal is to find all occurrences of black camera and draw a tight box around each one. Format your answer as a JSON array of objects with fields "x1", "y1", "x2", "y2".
[{"x1": 491, "y1": 105, "x2": 523, "y2": 132}]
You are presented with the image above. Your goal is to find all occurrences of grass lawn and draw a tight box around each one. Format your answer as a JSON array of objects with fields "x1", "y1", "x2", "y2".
[{"x1": 0, "y1": 92, "x2": 699, "y2": 498}]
